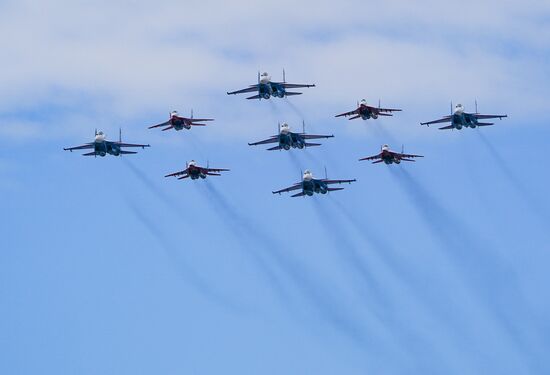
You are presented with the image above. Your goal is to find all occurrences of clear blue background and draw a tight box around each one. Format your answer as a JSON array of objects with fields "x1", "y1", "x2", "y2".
[{"x1": 1, "y1": 1, "x2": 549, "y2": 374}]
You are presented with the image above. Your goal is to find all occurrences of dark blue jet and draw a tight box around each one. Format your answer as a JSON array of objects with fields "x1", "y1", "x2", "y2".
[
  {"x1": 63, "y1": 130, "x2": 149, "y2": 157},
  {"x1": 421, "y1": 102, "x2": 507, "y2": 130},
  {"x1": 248, "y1": 122, "x2": 333, "y2": 151},
  {"x1": 273, "y1": 169, "x2": 356, "y2": 197},
  {"x1": 227, "y1": 71, "x2": 315, "y2": 100}
]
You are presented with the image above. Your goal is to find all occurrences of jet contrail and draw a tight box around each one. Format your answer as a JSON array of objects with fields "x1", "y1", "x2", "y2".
[
  {"x1": 389, "y1": 166, "x2": 537, "y2": 369},
  {"x1": 476, "y1": 131, "x2": 550, "y2": 226},
  {"x1": 200, "y1": 181, "x2": 380, "y2": 345},
  {"x1": 125, "y1": 199, "x2": 245, "y2": 314},
  {"x1": 283, "y1": 97, "x2": 306, "y2": 119},
  {"x1": 310, "y1": 198, "x2": 390, "y2": 311}
]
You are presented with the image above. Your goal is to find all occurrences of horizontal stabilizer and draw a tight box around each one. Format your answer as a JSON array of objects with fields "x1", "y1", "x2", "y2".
[
  {"x1": 82, "y1": 151, "x2": 96, "y2": 156},
  {"x1": 190, "y1": 123, "x2": 207, "y2": 126},
  {"x1": 372, "y1": 159, "x2": 384, "y2": 164},
  {"x1": 438, "y1": 124, "x2": 455, "y2": 130},
  {"x1": 305, "y1": 143, "x2": 321, "y2": 147},
  {"x1": 349, "y1": 115, "x2": 361, "y2": 120},
  {"x1": 246, "y1": 94, "x2": 261, "y2": 100},
  {"x1": 177, "y1": 175, "x2": 190, "y2": 180},
  {"x1": 476, "y1": 122, "x2": 494, "y2": 126},
  {"x1": 284, "y1": 92, "x2": 302, "y2": 96},
  {"x1": 267, "y1": 145, "x2": 283, "y2": 151},
  {"x1": 400, "y1": 158, "x2": 416, "y2": 162},
  {"x1": 327, "y1": 187, "x2": 344, "y2": 192},
  {"x1": 291, "y1": 192, "x2": 306, "y2": 197},
  {"x1": 377, "y1": 113, "x2": 393, "y2": 117},
  {"x1": 120, "y1": 151, "x2": 137, "y2": 155}
]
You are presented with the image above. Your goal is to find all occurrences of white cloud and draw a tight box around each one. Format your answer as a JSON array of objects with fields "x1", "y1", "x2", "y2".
[{"x1": 0, "y1": 0, "x2": 548, "y2": 141}]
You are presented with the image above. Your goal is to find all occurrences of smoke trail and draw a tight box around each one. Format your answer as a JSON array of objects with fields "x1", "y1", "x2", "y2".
[
  {"x1": 283, "y1": 97, "x2": 306, "y2": 119},
  {"x1": 310, "y1": 198, "x2": 391, "y2": 313},
  {"x1": 476, "y1": 131, "x2": 549, "y2": 226},
  {"x1": 389, "y1": 167, "x2": 537, "y2": 369},
  {"x1": 369, "y1": 122, "x2": 398, "y2": 146},
  {"x1": 287, "y1": 150, "x2": 305, "y2": 172},
  {"x1": 125, "y1": 199, "x2": 245, "y2": 314},
  {"x1": 199, "y1": 181, "x2": 291, "y2": 302},
  {"x1": 200, "y1": 181, "x2": 378, "y2": 345}
]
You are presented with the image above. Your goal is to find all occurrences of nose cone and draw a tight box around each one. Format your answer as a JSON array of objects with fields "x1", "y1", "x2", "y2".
[
  {"x1": 280, "y1": 123, "x2": 290, "y2": 133},
  {"x1": 260, "y1": 72, "x2": 271, "y2": 84},
  {"x1": 95, "y1": 132, "x2": 105, "y2": 142}
]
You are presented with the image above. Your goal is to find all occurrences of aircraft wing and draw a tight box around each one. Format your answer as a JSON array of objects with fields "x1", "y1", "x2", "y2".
[
  {"x1": 473, "y1": 114, "x2": 507, "y2": 120},
  {"x1": 248, "y1": 136, "x2": 279, "y2": 146},
  {"x1": 148, "y1": 120, "x2": 170, "y2": 129},
  {"x1": 113, "y1": 141, "x2": 150, "y2": 148},
  {"x1": 175, "y1": 116, "x2": 214, "y2": 123},
  {"x1": 438, "y1": 124, "x2": 455, "y2": 130},
  {"x1": 359, "y1": 153, "x2": 382, "y2": 161},
  {"x1": 335, "y1": 108, "x2": 359, "y2": 118},
  {"x1": 63, "y1": 143, "x2": 94, "y2": 151},
  {"x1": 272, "y1": 183, "x2": 302, "y2": 194},
  {"x1": 190, "y1": 119, "x2": 214, "y2": 123},
  {"x1": 203, "y1": 167, "x2": 230, "y2": 173},
  {"x1": 321, "y1": 178, "x2": 356, "y2": 185},
  {"x1": 420, "y1": 115, "x2": 452, "y2": 126},
  {"x1": 399, "y1": 152, "x2": 424, "y2": 159},
  {"x1": 165, "y1": 168, "x2": 188, "y2": 178},
  {"x1": 301, "y1": 134, "x2": 334, "y2": 140},
  {"x1": 227, "y1": 85, "x2": 259, "y2": 95},
  {"x1": 369, "y1": 105, "x2": 402, "y2": 113},
  {"x1": 273, "y1": 82, "x2": 315, "y2": 89}
]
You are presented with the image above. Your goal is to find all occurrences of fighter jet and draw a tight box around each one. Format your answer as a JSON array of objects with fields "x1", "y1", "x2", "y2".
[
  {"x1": 335, "y1": 99, "x2": 401, "y2": 120},
  {"x1": 227, "y1": 70, "x2": 315, "y2": 100},
  {"x1": 148, "y1": 110, "x2": 213, "y2": 132},
  {"x1": 248, "y1": 121, "x2": 334, "y2": 151},
  {"x1": 164, "y1": 160, "x2": 229, "y2": 180},
  {"x1": 421, "y1": 102, "x2": 507, "y2": 130},
  {"x1": 63, "y1": 129, "x2": 150, "y2": 157},
  {"x1": 273, "y1": 169, "x2": 356, "y2": 197},
  {"x1": 359, "y1": 144, "x2": 423, "y2": 164}
]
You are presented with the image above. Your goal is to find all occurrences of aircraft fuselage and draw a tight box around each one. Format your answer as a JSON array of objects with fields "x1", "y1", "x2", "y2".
[
  {"x1": 187, "y1": 165, "x2": 206, "y2": 180},
  {"x1": 170, "y1": 117, "x2": 191, "y2": 131},
  {"x1": 451, "y1": 113, "x2": 478, "y2": 129},
  {"x1": 359, "y1": 105, "x2": 378, "y2": 120},
  {"x1": 279, "y1": 132, "x2": 305, "y2": 150},
  {"x1": 301, "y1": 179, "x2": 328, "y2": 196},
  {"x1": 94, "y1": 141, "x2": 120, "y2": 157},
  {"x1": 258, "y1": 82, "x2": 285, "y2": 99}
]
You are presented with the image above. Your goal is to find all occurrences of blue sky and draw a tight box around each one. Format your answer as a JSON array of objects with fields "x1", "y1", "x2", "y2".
[{"x1": 1, "y1": 1, "x2": 550, "y2": 374}]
